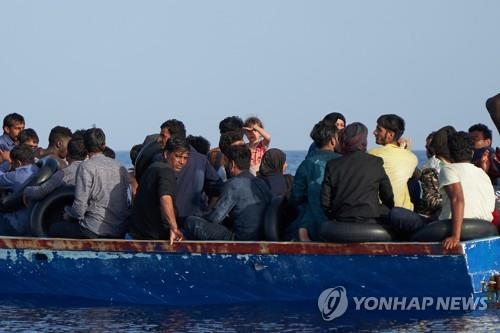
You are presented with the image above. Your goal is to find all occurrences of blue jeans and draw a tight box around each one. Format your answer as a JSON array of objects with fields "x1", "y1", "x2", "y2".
[{"x1": 184, "y1": 216, "x2": 235, "y2": 241}]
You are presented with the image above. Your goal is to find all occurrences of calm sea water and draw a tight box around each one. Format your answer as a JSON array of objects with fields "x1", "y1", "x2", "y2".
[
  {"x1": 116, "y1": 150, "x2": 430, "y2": 175},
  {"x1": 1, "y1": 150, "x2": 496, "y2": 332}
]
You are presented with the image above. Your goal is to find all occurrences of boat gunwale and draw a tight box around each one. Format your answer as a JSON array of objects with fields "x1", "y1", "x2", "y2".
[{"x1": 0, "y1": 236, "x2": 481, "y2": 256}]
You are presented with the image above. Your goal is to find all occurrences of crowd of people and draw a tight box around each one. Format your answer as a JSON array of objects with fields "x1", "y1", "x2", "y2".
[{"x1": 0, "y1": 109, "x2": 498, "y2": 249}]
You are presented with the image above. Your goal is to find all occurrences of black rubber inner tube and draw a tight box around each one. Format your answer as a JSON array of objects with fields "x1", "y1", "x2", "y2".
[
  {"x1": 320, "y1": 220, "x2": 393, "y2": 243},
  {"x1": 134, "y1": 141, "x2": 162, "y2": 184},
  {"x1": 410, "y1": 219, "x2": 499, "y2": 242},
  {"x1": 0, "y1": 157, "x2": 59, "y2": 213},
  {"x1": 29, "y1": 185, "x2": 75, "y2": 237},
  {"x1": 263, "y1": 195, "x2": 300, "y2": 241}
]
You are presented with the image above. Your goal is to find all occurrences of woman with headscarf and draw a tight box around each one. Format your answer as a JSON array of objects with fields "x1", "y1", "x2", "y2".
[
  {"x1": 320, "y1": 122, "x2": 394, "y2": 241},
  {"x1": 258, "y1": 148, "x2": 293, "y2": 197},
  {"x1": 306, "y1": 112, "x2": 346, "y2": 157}
]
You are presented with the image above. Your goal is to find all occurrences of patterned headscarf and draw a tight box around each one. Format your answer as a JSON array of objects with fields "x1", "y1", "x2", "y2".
[{"x1": 341, "y1": 122, "x2": 368, "y2": 154}]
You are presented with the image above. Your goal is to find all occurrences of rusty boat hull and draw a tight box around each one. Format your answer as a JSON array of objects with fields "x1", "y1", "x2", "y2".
[{"x1": 0, "y1": 236, "x2": 497, "y2": 306}]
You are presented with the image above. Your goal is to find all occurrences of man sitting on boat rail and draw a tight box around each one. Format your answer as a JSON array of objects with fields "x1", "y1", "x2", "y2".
[
  {"x1": 184, "y1": 145, "x2": 271, "y2": 241},
  {"x1": 128, "y1": 137, "x2": 189, "y2": 243},
  {"x1": 49, "y1": 128, "x2": 130, "y2": 239}
]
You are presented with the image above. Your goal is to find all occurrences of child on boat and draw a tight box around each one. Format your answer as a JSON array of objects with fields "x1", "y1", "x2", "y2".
[{"x1": 243, "y1": 117, "x2": 271, "y2": 176}]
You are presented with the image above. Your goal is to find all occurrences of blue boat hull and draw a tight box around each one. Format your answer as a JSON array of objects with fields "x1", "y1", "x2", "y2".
[{"x1": 0, "y1": 237, "x2": 497, "y2": 306}]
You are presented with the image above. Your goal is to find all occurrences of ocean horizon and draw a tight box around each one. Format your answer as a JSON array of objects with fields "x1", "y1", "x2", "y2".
[{"x1": 115, "y1": 150, "x2": 430, "y2": 175}]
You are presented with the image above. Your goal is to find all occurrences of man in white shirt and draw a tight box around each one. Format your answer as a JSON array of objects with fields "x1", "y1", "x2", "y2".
[{"x1": 439, "y1": 132, "x2": 495, "y2": 249}]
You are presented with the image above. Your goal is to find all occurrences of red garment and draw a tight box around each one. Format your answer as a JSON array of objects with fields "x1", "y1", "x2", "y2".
[
  {"x1": 249, "y1": 141, "x2": 267, "y2": 171},
  {"x1": 492, "y1": 209, "x2": 500, "y2": 228}
]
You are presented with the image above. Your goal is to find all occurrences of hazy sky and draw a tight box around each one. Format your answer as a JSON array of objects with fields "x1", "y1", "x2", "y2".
[{"x1": 1, "y1": 1, "x2": 499, "y2": 151}]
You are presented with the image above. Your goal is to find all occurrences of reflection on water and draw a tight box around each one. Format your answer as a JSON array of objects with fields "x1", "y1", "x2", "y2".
[{"x1": 0, "y1": 299, "x2": 497, "y2": 332}]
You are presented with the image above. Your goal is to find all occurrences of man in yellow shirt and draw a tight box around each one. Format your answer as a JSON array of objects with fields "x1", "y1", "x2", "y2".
[{"x1": 369, "y1": 114, "x2": 418, "y2": 210}]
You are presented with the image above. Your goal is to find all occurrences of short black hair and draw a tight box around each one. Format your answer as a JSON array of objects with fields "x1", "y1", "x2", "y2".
[
  {"x1": 160, "y1": 119, "x2": 186, "y2": 139},
  {"x1": 72, "y1": 129, "x2": 86, "y2": 141},
  {"x1": 430, "y1": 126, "x2": 456, "y2": 161},
  {"x1": 219, "y1": 130, "x2": 244, "y2": 156},
  {"x1": 165, "y1": 137, "x2": 190, "y2": 153},
  {"x1": 10, "y1": 144, "x2": 35, "y2": 165},
  {"x1": 3, "y1": 113, "x2": 25, "y2": 128},
  {"x1": 19, "y1": 128, "x2": 39, "y2": 144},
  {"x1": 377, "y1": 114, "x2": 405, "y2": 140},
  {"x1": 48, "y1": 126, "x2": 72, "y2": 147},
  {"x1": 67, "y1": 138, "x2": 87, "y2": 161},
  {"x1": 225, "y1": 145, "x2": 251, "y2": 170},
  {"x1": 468, "y1": 123, "x2": 492, "y2": 141},
  {"x1": 425, "y1": 131, "x2": 436, "y2": 156},
  {"x1": 187, "y1": 135, "x2": 210, "y2": 155},
  {"x1": 219, "y1": 116, "x2": 243, "y2": 134},
  {"x1": 103, "y1": 146, "x2": 116, "y2": 159},
  {"x1": 310, "y1": 120, "x2": 337, "y2": 148},
  {"x1": 449, "y1": 131, "x2": 474, "y2": 163},
  {"x1": 84, "y1": 128, "x2": 106, "y2": 153},
  {"x1": 323, "y1": 112, "x2": 346, "y2": 127},
  {"x1": 129, "y1": 144, "x2": 144, "y2": 165}
]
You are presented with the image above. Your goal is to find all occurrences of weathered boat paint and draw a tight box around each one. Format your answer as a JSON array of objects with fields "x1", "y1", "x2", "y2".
[{"x1": 0, "y1": 236, "x2": 497, "y2": 306}]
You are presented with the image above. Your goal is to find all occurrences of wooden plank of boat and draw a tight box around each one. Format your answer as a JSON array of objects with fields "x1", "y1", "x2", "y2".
[{"x1": 0, "y1": 236, "x2": 465, "y2": 255}]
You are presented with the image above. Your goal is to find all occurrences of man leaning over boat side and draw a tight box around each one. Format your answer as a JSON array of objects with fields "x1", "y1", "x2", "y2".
[
  {"x1": 128, "y1": 137, "x2": 188, "y2": 244},
  {"x1": 184, "y1": 145, "x2": 272, "y2": 241},
  {"x1": 369, "y1": 114, "x2": 418, "y2": 210},
  {"x1": 49, "y1": 128, "x2": 129, "y2": 239},
  {"x1": 0, "y1": 145, "x2": 39, "y2": 236}
]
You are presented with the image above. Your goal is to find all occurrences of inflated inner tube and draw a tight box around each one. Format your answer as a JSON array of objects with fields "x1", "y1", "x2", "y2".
[
  {"x1": 410, "y1": 219, "x2": 499, "y2": 242},
  {"x1": 29, "y1": 185, "x2": 75, "y2": 237},
  {"x1": 134, "y1": 141, "x2": 162, "y2": 183},
  {"x1": 263, "y1": 195, "x2": 300, "y2": 241},
  {"x1": 0, "y1": 157, "x2": 59, "y2": 213},
  {"x1": 320, "y1": 220, "x2": 393, "y2": 243}
]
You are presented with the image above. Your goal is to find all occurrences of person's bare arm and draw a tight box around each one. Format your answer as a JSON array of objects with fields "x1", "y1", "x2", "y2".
[
  {"x1": 244, "y1": 124, "x2": 271, "y2": 146},
  {"x1": 254, "y1": 124, "x2": 271, "y2": 146},
  {"x1": 442, "y1": 182, "x2": 465, "y2": 250},
  {"x1": 159, "y1": 194, "x2": 183, "y2": 245}
]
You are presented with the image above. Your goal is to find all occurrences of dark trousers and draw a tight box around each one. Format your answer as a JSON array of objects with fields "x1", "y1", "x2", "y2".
[
  {"x1": 390, "y1": 207, "x2": 432, "y2": 235},
  {"x1": 184, "y1": 216, "x2": 235, "y2": 241},
  {"x1": 0, "y1": 215, "x2": 24, "y2": 237},
  {"x1": 49, "y1": 220, "x2": 99, "y2": 239}
]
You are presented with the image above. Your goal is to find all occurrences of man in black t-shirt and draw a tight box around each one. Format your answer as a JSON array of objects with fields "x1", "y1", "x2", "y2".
[{"x1": 128, "y1": 137, "x2": 190, "y2": 243}]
